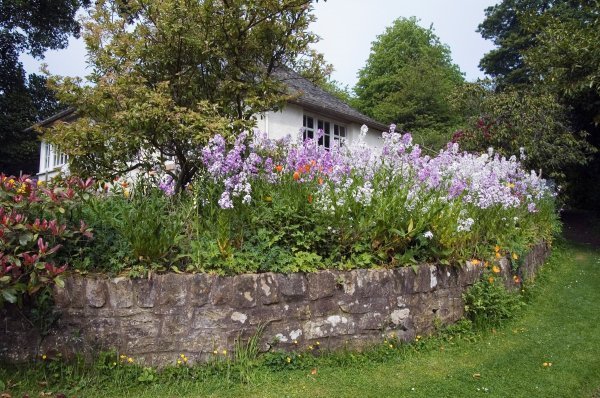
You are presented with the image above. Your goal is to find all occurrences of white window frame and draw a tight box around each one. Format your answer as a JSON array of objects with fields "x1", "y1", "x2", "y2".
[
  {"x1": 42, "y1": 142, "x2": 68, "y2": 172},
  {"x1": 302, "y1": 113, "x2": 347, "y2": 149}
]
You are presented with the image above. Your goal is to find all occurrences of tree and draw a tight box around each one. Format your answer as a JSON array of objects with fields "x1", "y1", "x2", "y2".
[
  {"x1": 0, "y1": 0, "x2": 90, "y2": 175},
  {"x1": 477, "y1": 0, "x2": 554, "y2": 88},
  {"x1": 353, "y1": 17, "x2": 464, "y2": 136},
  {"x1": 478, "y1": 0, "x2": 600, "y2": 209},
  {"x1": 451, "y1": 81, "x2": 595, "y2": 183},
  {"x1": 45, "y1": 0, "x2": 323, "y2": 192}
]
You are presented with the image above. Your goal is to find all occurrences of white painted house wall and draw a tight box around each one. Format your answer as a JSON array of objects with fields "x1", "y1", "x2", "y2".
[{"x1": 256, "y1": 103, "x2": 384, "y2": 146}]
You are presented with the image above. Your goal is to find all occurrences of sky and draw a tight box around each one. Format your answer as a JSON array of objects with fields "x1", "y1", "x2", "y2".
[{"x1": 21, "y1": 1, "x2": 499, "y2": 88}]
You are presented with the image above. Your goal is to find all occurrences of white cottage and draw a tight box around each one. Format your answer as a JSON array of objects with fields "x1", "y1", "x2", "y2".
[{"x1": 35, "y1": 69, "x2": 387, "y2": 180}]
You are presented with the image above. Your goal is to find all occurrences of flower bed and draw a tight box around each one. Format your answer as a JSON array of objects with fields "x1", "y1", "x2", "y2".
[{"x1": 1, "y1": 126, "x2": 558, "y2": 306}]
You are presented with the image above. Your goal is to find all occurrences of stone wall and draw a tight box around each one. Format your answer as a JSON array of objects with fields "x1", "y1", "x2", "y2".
[{"x1": 0, "y1": 242, "x2": 549, "y2": 366}]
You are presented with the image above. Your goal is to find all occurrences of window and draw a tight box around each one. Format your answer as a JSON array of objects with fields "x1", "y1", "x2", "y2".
[
  {"x1": 303, "y1": 114, "x2": 346, "y2": 149},
  {"x1": 303, "y1": 115, "x2": 314, "y2": 140},
  {"x1": 43, "y1": 142, "x2": 68, "y2": 171}
]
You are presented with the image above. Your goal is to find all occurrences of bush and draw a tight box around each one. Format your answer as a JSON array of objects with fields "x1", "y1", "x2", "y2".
[
  {"x1": 463, "y1": 278, "x2": 524, "y2": 329},
  {"x1": 0, "y1": 175, "x2": 94, "y2": 306}
]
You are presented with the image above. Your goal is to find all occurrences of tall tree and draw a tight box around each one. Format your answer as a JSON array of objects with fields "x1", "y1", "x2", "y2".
[
  {"x1": 477, "y1": 0, "x2": 554, "y2": 88},
  {"x1": 353, "y1": 17, "x2": 464, "y2": 136},
  {"x1": 0, "y1": 0, "x2": 90, "y2": 175},
  {"x1": 45, "y1": 0, "x2": 323, "y2": 192},
  {"x1": 478, "y1": 0, "x2": 600, "y2": 209}
]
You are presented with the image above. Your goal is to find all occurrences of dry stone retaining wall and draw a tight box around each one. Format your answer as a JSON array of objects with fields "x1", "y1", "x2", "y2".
[{"x1": 0, "y1": 242, "x2": 549, "y2": 366}]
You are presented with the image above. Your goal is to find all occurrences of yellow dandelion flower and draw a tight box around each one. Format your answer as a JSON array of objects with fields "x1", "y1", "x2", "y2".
[
  {"x1": 492, "y1": 265, "x2": 501, "y2": 274},
  {"x1": 42, "y1": 354, "x2": 47, "y2": 360},
  {"x1": 293, "y1": 340, "x2": 298, "y2": 345},
  {"x1": 213, "y1": 350, "x2": 218, "y2": 355},
  {"x1": 389, "y1": 344, "x2": 393, "y2": 348},
  {"x1": 488, "y1": 276, "x2": 495, "y2": 284},
  {"x1": 222, "y1": 350, "x2": 227, "y2": 356},
  {"x1": 494, "y1": 245, "x2": 500, "y2": 252},
  {"x1": 180, "y1": 353, "x2": 185, "y2": 358},
  {"x1": 471, "y1": 259, "x2": 481, "y2": 266},
  {"x1": 315, "y1": 341, "x2": 320, "y2": 346},
  {"x1": 308, "y1": 345, "x2": 313, "y2": 350},
  {"x1": 127, "y1": 357, "x2": 134, "y2": 363},
  {"x1": 177, "y1": 360, "x2": 182, "y2": 365},
  {"x1": 286, "y1": 357, "x2": 291, "y2": 363},
  {"x1": 495, "y1": 252, "x2": 501, "y2": 258},
  {"x1": 120, "y1": 354, "x2": 127, "y2": 359},
  {"x1": 183, "y1": 357, "x2": 188, "y2": 362},
  {"x1": 512, "y1": 253, "x2": 519, "y2": 260}
]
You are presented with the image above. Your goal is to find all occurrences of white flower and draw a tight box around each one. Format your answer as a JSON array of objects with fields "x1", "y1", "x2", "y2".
[{"x1": 423, "y1": 231, "x2": 434, "y2": 239}]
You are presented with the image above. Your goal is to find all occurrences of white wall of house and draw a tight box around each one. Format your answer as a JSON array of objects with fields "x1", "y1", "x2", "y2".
[
  {"x1": 256, "y1": 103, "x2": 385, "y2": 148},
  {"x1": 38, "y1": 104, "x2": 386, "y2": 178}
]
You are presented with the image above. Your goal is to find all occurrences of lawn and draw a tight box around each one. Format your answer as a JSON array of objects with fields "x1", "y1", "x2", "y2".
[{"x1": 1, "y1": 238, "x2": 599, "y2": 397}]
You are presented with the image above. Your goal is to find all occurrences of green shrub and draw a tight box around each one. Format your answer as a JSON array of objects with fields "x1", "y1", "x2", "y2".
[{"x1": 463, "y1": 278, "x2": 524, "y2": 329}]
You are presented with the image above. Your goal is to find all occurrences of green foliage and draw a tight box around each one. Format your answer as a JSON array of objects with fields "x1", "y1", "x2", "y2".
[
  {"x1": 477, "y1": 0, "x2": 600, "y2": 210},
  {"x1": 74, "y1": 178, "x2": 185, "y2": 273},
  {"x1": 354, "y1": 17, "x2": 464, "y2": 133},
  {"x1": 451, "y1": 82, "x2": 596, "y2": 184},
  {"x1": 477, "y1": 0, "x2": 552, "y2": 87},
  {"x1": 463, "y1": 277, "x2": 524, "y2": 329},
  {"x1": 44, "y1": 0, "x2": 323, "y2": 191}
]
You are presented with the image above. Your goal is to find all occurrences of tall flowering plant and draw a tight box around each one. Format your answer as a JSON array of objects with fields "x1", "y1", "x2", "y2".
[
  {"x1": 0, "y1": 175, "x2": 94, "y2": 306},
  {"x1": 187, "y1": 124, "x2": 557, "y2": 271}
]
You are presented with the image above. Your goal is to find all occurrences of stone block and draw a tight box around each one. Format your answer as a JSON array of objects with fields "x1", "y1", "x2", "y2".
[
  {"x1": 120, "y1": 312, "x2": 160, "y2": 339},
  {"x1": 86, "y1": 278, "x2": 107, "y2": 308},
  {"x1": 257, "y1": 273, "x2": 280, "y2": 305},
  {"x1": 413, "y1": 265, "x2": 432, "y2": 293},
  {"x1": 191, "y1": 308, "x2": 230, "y2": 330},
  {"x1": 108, "y1": 277, "x2": 133, "y2": 308},
  {"x1": 308, "y1": 297, "x2": 339, "y2": 317},
  {"x1": 134, "y1": 278, "x2": 159, "y2": 308},
  {"x1": 277, "y1": 273, "x2": 307, "y2": 300},
  {"x1": 230, "y1": 274, "x2": 258, "y2": 308},
  {"x1": 339, "y1": 296, "x2": 391, "y2": 314},
  {"x1": 209, "y1": 276, "x2": 234, "y2": 306},
  {"x1": 303, "y1": 315, "x2": 356, "y2": 340},
  {"x1": 54, "y1": 276, "x2": 86, "y2": 308},
  {"x1": 160, "y1": 310, "x2": 193, "y2": 336},
  {"x1": 357, "y1": 311, "x2": 385, "y2": 330},
  {"x1": 393, "y1": 267, "x2": 415, "y2": 294},
  {"x1": 307, "y1": 270, "x2": 337, "y2": 300},
  {"x1": 187, "y1": 274, "x2": 214, "y2": 307},
  {"x1": 157, "y1": 274, "x2": 188, "y2": 307}
]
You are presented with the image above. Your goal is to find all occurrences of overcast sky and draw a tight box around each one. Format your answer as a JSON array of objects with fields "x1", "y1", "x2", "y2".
[{"x1": 21, "y1": 1, "x2": 499, "y2": 88}]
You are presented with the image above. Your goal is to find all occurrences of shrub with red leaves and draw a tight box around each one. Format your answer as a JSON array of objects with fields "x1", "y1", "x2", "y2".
[{"x1": 0, "y1": 175, "x2": 94, "y2": 306}]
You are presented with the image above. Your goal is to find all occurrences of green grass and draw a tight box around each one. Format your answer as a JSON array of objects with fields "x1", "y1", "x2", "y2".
[{"x1": 2, "y1": 240, "x2": 599, "y2": 397}]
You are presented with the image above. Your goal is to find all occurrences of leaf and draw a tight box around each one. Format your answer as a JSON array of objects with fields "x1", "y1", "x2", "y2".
[
  {"x1": 1, "y1": 289, "x2": 17, "y2": 304},
  {"x1": 170, "y1": 266, "x2": 182, "y2": 274},
  {"x1": 407, "y1": 218, "x2": 414, "y2": 234},
  {"x1": 54, "y1": 276, "x2": 65, "y2": 289},
  {"x1": 18, "y1": 232, "x2": 34, "y2": 246}
]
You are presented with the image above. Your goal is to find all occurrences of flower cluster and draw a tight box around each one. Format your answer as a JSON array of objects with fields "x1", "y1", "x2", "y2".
[{"x1": 199, "y1": 126, "x2": 552, "y2": 216}]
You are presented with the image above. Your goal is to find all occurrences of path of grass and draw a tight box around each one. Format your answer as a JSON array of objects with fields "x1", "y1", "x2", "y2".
[{"x1": 2, "y1": 240, "x2": 599, "y2": 397}]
